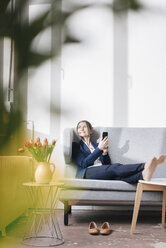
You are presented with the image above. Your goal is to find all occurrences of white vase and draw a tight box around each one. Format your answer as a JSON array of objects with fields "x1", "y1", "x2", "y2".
[{"x1": 35, "y1": 162, "x2": 55, "y2": 184}]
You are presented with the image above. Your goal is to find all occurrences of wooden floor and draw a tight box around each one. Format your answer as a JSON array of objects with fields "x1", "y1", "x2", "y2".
[{"x1": 0, "y1": 210, "x2": 166, "y2": 248}]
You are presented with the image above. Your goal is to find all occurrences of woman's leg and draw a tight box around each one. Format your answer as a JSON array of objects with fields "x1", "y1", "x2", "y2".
[
  {"x1": 114, "y1": 172, "x2": 143, "y2": 184},
  {"x1": 85, "y1": 165, "x2": 114, "y2": 180},
  {"x1": 85, "y1": 154, "x2": 166, "y2": 182},
  {"x1": 109, "y1": 163, "x2": 145, "y2": 178},
  {"x1": 85, "y1": 163, "x2": 144, "y2": 180}
]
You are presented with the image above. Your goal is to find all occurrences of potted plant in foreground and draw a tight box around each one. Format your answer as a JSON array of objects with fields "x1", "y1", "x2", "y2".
[{"x1": 18, "y1": 138, "x2": 56, "y2": 183}]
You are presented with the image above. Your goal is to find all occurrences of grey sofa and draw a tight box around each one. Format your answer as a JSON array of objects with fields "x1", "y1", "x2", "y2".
[{"x1": 59, "y1": 127, "x2": 166, "y2": 225}]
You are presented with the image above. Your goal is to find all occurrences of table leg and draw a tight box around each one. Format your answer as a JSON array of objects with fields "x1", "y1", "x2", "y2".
[
  {"x1": 130, "y1": 183, "x2": 143, "y2": 234},
  {"x1": 23, "y1": 185, "x2": 64, "y2": 246},
  {"x1": 162, "y1": 191, "x2": 166, "y2": 228},
  {"x1": 64, "y1": 201, "x2": 70, "y2": 226}
]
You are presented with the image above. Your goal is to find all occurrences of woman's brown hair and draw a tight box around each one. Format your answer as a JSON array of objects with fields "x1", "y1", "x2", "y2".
[{"x1": 76, "y1": 120, "x2": 93, "y2": 131}]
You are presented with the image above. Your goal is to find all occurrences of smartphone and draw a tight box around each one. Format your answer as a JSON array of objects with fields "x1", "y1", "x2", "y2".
[{"x1": 102, "y1": 132, "x2": 108, "y2": 140}]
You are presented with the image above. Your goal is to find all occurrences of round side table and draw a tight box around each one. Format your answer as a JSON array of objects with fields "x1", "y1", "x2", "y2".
[{"x1": 22, "y1": 182, "x2": 64, "y2": 246}]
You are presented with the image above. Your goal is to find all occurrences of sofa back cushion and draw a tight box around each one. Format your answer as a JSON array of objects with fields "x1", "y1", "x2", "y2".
[{"x1": 63, "y1": 127, "x2": 166, "y2": 178}]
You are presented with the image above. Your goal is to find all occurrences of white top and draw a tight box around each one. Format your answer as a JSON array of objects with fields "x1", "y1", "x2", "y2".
[
  {"x1": 83, "y1": 141, "x2": 102, "y2": 168},
  {"x1": 139, "y1": 178, "x2": 166, "y2": 186}
]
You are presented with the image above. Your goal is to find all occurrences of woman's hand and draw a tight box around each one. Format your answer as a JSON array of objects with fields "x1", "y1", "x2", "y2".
[
  {"x1": 98, "y1": 137, "x2": 108, "y2": 151},
  {"x1": 103, "y1": 147, "x2": 108, "y2": 155}
]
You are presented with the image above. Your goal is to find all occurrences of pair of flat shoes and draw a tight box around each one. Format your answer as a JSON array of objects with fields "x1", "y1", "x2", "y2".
[{"x1": 88, "y1": 221, "x2": 111, "y2": 235}]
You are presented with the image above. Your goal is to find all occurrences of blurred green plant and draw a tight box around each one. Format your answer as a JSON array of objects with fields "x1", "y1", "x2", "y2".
[
  {"x1": 112, "y1": 0, "x2": 142, "y2": 12},
  {"x1": 0, "y1": 0, "x2": 81, "y2": 148},
  {"x1": 0, "y1": 0, "x2": 142, "y2": 149}
]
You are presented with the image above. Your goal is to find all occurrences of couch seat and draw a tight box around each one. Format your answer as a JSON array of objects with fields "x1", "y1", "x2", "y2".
[{"x1": 60, "y1": 178, "x2": 137, "y2": 191}]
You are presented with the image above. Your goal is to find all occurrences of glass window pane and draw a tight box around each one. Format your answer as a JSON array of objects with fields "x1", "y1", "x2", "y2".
[
  {"x1": 128, "y1": 0, "x2": 166, "y2": 127},
  {"x1": 61, "y1": 2, "x2": 114, "y2": 130}
]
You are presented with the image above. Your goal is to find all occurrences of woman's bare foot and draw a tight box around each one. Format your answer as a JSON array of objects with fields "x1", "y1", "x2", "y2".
[
  {"x1": 142, "y1": 154, "x2": 166, "y2": 181},
  {"x1": 142, "y1": 157, "x2": 158, "y2": 181},
  {"x1": 157, "y1": 154, "x2": 166, "y2": 164}
]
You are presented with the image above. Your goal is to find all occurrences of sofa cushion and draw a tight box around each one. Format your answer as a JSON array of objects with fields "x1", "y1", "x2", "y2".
[
  {"x1": 60, "y1": 189, "x2": 162, "y2": 203},
  {"x1": 60, "y1": 178, "x2": 137, "y2": 191},
  {"x1": 63, "y1": 128, "x2": 74, "y2": 164}
]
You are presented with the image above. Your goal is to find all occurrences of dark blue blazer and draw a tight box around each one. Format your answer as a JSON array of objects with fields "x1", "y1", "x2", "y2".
[{"x1": 72, "y1": 140, "x2": 111, "y2": 179}]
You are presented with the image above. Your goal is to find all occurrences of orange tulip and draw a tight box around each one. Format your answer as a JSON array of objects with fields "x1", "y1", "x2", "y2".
[
  {"x1": 36, "y1": 137, "x2": 40, "y2": 143},
  {"x1": 29, "y1": 139, "x2": 34, "y2": 145},
  {"x1": 19, "y1": 137, "x2": 56, "y2": 162},
  {"x1": 24, "y1": 141, "x2": 31, "y2": 148},
  {"x1": 44, "y1": 138, "x2": 48, "y2": 145},
  {"x1": 52, "y1": 139, "x2": 56, "y2": 145},
  {"x1": 37, "y1": 142, "x2": 42, "y2": 147},
  {"x1": 18, "y1": 148, "x2": 25, "y2": 153}
]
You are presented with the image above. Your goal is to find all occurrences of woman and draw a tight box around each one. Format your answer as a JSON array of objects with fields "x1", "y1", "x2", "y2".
[{"x1": 72, "y1": 120, "x2": 166, "y2": 184}]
